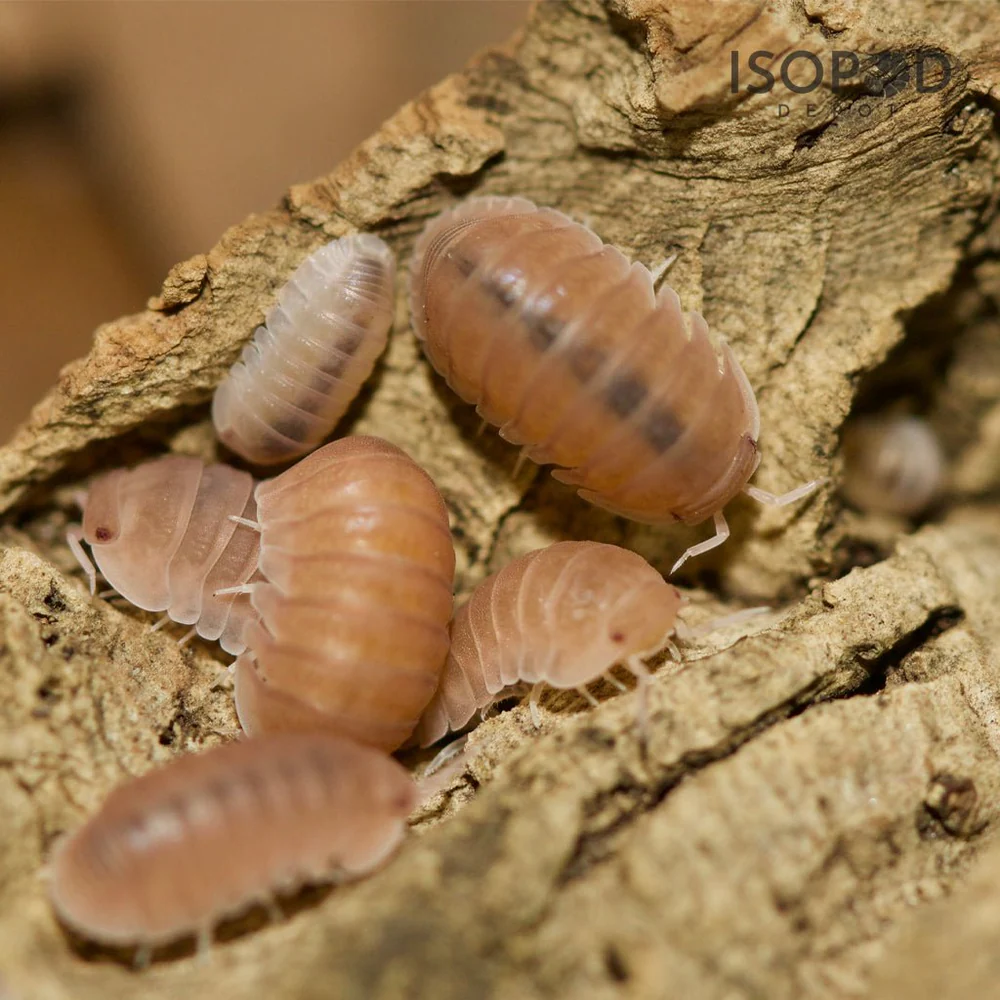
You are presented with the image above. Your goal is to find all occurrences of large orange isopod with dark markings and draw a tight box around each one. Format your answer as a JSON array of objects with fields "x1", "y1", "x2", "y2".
[
  {"x1": 409, "y1": 196, "x2": 818, "y2": 572},
  {"x1": 230, "y1": 436, "x2": 456, "y2": 751},
  {"x1": 48, "y1": 732, "x2": 416, "y2": 955}
]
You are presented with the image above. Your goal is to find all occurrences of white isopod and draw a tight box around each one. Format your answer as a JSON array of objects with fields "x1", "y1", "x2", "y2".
[
  {"x1": 213, "y1": 234, "x2": 396, "y2": 465},
  {"x1": 841, "y1": 415, "x2": 945, "y2": 517}
]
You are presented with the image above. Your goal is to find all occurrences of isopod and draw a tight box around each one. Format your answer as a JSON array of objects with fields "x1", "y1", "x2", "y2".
[
  {"x1": 228, "y1": 436, "x2": 456, "y2": 751},
  {"x1": 412, "y1": 541, "x2": 681, "y2": 747},
  {"x1": 48, "y1": 732, "x2": 416, "y2": 958},
  {"x1": 841, "y1": 414, "x2": 944, "y2": 516},
  {"x1": 67, "y1": 456, "x2": 262, "y2": 655},
  {"x1": 409, "y1": 196, "x2": 820, "y2": 572},
  {"x1": 213, "y1": 234, "x2": 396, "y2": 465}
]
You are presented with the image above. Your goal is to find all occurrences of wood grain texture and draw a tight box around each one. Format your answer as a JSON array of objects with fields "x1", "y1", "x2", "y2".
[{"x1": 1, "y1": 1, "x2": 1000, "y2": 996}]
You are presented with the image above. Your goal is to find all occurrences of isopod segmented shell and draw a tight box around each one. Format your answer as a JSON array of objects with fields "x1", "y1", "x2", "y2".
[
  {"x1": 48, "y1": 732, "x2": 416, "y2": 950},
  {"x1": 841, "y1": 415, "x2": 944, "y2": 517},
  {"x1": 213, "y1": 234, "x2": 396, "y2": 465},
  {"x1": 413, "y1": 541, "x2": 681, "y2": 747},
  {"x1": 409, "y1": 196, "x2": 762, "y2": 530},
  {"x1": 233, "y1": 436, "x2": 456, "y2": 751},
  {"x1": 68, "y1": 456, "x2": 262, "y2": 655}
]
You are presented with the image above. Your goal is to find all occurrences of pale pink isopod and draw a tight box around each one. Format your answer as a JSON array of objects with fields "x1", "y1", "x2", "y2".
[
  {"x1": 213, "y1": 234, "x2": 396, "y2": 465},
  {"x1": 413, "y1": 540, "x2": 681, "y2": 747},
  {"x1": 67, "y1": 456, "x2": 262, "y2": 655},
  {"x1": 841, "y1": 415, "x2": 944, "y2": 517},
  {"x1": 48, "y1": 732, "x2": 416, "y2": 957}
]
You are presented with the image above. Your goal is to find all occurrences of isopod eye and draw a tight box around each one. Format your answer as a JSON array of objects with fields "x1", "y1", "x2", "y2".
[
  {"x1": 81, "y1": 470, "x2": 124, "y2": 546},
  {"x1": 610, "y1": 631, "x2": 626, "y2": 643}
]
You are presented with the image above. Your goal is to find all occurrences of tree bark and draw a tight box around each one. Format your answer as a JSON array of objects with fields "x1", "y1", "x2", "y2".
[{"x1": 2, "y1": 2, "x2": 1000, "y2": 997}]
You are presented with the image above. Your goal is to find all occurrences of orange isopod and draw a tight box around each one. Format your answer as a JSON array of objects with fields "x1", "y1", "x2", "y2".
[
  {"x1": 212, "y1": 234, "x2": 396, "y2": 465},
  {"x1": 48, "y1": 732, "x2": 416, "y2": 958},
  {"x1": 67, "y1": 456, "x2": 262, "y2": 655},
  {"x1": 409, "y1": 196, "x2": 819, "y2": 572},
  {"x1": 228, "y1": 436, "x2": 456, "y2": 751},
  {"x1": 413, "y1": 541, "x2": 681, "y2": 747}
]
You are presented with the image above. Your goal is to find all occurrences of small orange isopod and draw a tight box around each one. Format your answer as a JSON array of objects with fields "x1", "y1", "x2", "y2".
[
  {"x1": 409, "y1": 196, "x2": 820, "y2": 572},
  {"x1": 67, "y1": 456, "x2": 262, "y2": 655},
  {"x1": 228, "y1": 436, "x2": 456, "y2": 751},
  {"x1": 212, "y1": 234, "x2": 396, "y2": 465},
  {"x1": 412, "y1": 541, "x2": 681, "y2": 747},
  {"x1": 48, "y1": 732, "x2": 416, "y2": 959}
]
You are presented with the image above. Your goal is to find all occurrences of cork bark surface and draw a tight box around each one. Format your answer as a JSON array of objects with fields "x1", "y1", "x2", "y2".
[{"x1": 2, "y1": 1, "x2": 1000, "y2": 997}]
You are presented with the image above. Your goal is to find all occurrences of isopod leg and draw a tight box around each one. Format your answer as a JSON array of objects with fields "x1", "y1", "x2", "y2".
[
  {"x1": 605, "y1": 673, "x2": 628, "y2": 693},
  {"x1": 529, "y1": 681, "x2": 545, "y2": 727},
  {"x1": 649, "y1": 252, "x2": 678, "y2": 287},
  {"x1": 178, "y1": 627, "x2": 198, "y2": 648},
  {"x1": 66, "y1": 525, "x2": 97, "y2": 596},
  {"x1": 670, "y1": 511, "x2": 730, "y2": 575},
  {"x1": 576, "y1": 684, "x2": 600, "y2": 708},
  {"x1": 133, "y1": 945, "x2": 152, "y2": 970},
  {"x1": 149, "y1": 615, "x2": 170, "y2": 633},
  {"x1": 195, "y1": 926, "x2": 212, "y2": 964},
  {"x1": 229, "y1": 515, "x2": 261, "y2": 531},
  {"x1": 744, "y1": 478, "x2": 826, "y2": 507},
  {"x1": 424, "y1": 733, "x2": 470, "y2": 777},
  {"x1": 686, "y1": 605, "x2": 771, "y2": 639},
  {"x1": 626, "y1": 655, "x2": 651, "y2": 749}
]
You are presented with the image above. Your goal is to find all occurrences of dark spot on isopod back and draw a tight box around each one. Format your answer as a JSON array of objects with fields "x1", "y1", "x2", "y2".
[
  {"x1": 611, "y1": 631, "x2": 625, "y2": 643},
  {"x1": 523, "y1": 309, "x2": 564, "y2": 351},
  {"x1": 644, "y1": 407, "x2": 683, "y2": 452},
  {"x1": 94, "y1": 527, "x2": 112, "y2": 542},
  {"x1": 272, "y1": 417, "x2": 309, "y2": 442},
  {"x1": 568, "y1": 344, "x2": 607, "y2": 382},
  {"x1": 605, "y1": 373, "x2": 647, "y2": 417}
]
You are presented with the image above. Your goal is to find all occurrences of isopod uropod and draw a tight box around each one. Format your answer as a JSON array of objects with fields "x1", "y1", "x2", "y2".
[
  {"x1": 413, "y1": 540, "x2": 681, "y2": 747},
  {"x1": 409, "y1": 196, "x2": 820, "y2": 572},
  {"x1": 229, "y1": 435, "x2": 456, "y2": 751},
  {"x1": 841, "y1": 414, "x2": 944, "y2": 517},
  {"x1": 213, "y1": 234, "x2": 396, "y2": 465},
  {"x1": 67, "y1": 457, "x2": 262, "y2": 655},
  {"x1": 48, "y1": 732, "x2": 416, "y2": 957}
]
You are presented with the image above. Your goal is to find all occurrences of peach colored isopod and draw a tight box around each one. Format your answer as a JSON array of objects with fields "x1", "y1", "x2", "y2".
[
  {"x1": 842, "y1": 414, "x2": 944, "y2": 517},
  {"x1": 410, "y1": 196, "x2": 820, "y2": 572},
  {"x1": 48, "y1": 732, "x2": 416, "y2": 957},
  {"x1": 413, "y1": 541, "x2": 681, "y2": 747},
  {"x1": 230, "y1": 436, "x2": 456, "y2": 751},
  {"x1": 213, "y1": 234, "x2": 396, "y2": 465},
  {"x1": 67, "y1": 456, "x2": 262, "y2": 655}
]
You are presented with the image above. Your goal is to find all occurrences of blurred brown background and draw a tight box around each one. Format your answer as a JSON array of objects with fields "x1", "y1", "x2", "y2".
[{"x1": 0, "y1": 1, "x2": 527, "y2": 441}]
